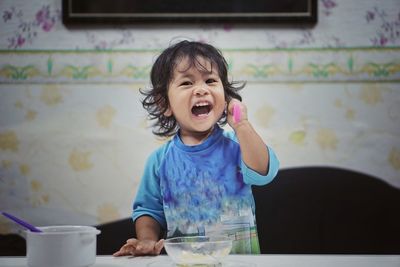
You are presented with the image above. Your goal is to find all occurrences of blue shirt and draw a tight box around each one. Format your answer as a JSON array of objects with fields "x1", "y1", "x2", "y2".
[{"x1": 132, "y1": 125, "x2": 279, "y2": 253}]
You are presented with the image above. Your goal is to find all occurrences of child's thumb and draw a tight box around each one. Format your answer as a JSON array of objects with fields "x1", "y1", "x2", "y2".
[{"x1": 155, "y1": 239, "x2": 164, "y2": 254}]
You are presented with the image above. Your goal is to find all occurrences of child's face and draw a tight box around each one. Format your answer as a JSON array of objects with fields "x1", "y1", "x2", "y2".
[{"x1": 165, "y1": 56, "x2": 226, "y2": 137}]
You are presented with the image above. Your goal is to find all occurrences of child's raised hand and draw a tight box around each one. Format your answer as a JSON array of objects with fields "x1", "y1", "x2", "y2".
[
  {"x1": 113, "y1": 238, "x2": 164, "y2": 257},
  {"x1": 227, "y1": 99, "x2": 248, "y2": 129}
]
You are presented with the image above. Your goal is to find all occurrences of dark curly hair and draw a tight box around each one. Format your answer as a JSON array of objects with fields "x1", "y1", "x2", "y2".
[{"x1": 141, "y1": 40, "x2": 244, "y2": 137}]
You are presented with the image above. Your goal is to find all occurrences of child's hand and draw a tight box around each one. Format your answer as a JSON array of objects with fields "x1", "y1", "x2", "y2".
[
  {"x1": 227, "y1": 99, "x2": 248, "y2": 129},
  {"x1": 113, "y1": 238, "x2": 164, "y2": 257}
]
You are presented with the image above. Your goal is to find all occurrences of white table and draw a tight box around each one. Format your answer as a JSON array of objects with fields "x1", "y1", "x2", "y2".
[{"x1": 1, "y1": 255, "x2": 399, "y2": 267}]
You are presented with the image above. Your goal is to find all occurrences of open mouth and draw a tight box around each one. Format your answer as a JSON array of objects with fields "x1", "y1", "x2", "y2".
[{"x1": 191, "y1": 101, "x2": 212, "y2": 116}]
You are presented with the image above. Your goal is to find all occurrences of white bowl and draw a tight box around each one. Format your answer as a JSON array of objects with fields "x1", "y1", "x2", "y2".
[
  {"x1": 26, "y1": 225, "x2": 100, "y2": 267},
  {"x1": 164, "y1": 236, "x2": 232, "y2": 266}
]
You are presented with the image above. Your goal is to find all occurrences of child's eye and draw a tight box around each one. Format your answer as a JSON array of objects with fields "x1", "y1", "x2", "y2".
[
  {"x1": 206, "y1": 79, "x2": 217, "y2": 84},
  {"x1": 180, "y1": 81, "x2": 192, "y2": 86}
]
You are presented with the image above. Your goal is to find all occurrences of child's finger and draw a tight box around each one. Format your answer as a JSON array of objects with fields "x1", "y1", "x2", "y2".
[
  {"x1": 134, "y1": 240, "x2": 156, "y2": 255},
  {"x1": 113, "y1": 244, "x2": 127, "y2": 256},
  {"x1": 123, "y1": 246, "x2": 133, "y2": 255},
  {"x1": 126, "y1": 238, "x2": 139, "y2": 245},
  {"x1": 113, "y1": 239, "x2": 139, "y2": 256},
  {"x1": 112, "y1": 245, "x2": 131, "y2": 257},
  {"x1": 154, "y1": 239, "x2": 164, "y2": 254},
  {"x1": 112, "y1": 250, "x2": 122, "y2": 257}
]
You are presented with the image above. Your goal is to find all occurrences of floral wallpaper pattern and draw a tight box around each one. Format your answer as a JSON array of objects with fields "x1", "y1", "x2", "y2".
[
  {"x1": 0, "y1": 0, "x2": 399, "y2": 234},
  {"x1": 366, "y1": 6, "x2": 400, "y2": 46},
  {"x1": 1, "y1": 0, "x2": 400, "y2": 50},
  {"x1": 3, "y1": 4, "x2": 60, "y2": 49}
]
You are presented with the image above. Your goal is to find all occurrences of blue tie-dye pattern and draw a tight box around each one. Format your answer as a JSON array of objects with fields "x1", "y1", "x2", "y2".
[{"x1": 159, "y1": 126, "x2": 254, "y2": 236}]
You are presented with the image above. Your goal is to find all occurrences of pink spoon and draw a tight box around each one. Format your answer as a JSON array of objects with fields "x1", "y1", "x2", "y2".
[{"x1": 233, "y1": 103, "x2": 241, "y2": 123}]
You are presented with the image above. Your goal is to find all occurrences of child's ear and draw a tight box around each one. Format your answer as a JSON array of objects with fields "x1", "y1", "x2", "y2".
[{"x1": 164, "y1": 106, "x2": 172, "y2": 117}]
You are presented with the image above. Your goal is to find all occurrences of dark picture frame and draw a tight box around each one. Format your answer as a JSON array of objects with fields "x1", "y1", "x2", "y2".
[{"x1": 62, "y1": 0, "x2": 317, "y2": 25}]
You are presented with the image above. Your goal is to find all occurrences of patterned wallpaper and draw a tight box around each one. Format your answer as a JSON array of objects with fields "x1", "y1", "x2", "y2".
[{"x1": 0, "y1": 0, "x2": 399, "y2": 234}]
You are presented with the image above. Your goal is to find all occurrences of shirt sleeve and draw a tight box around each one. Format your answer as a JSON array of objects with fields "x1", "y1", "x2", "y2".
[
  {"x1": 132, "y1": 148, "x2": 167, "y2": 230},
  {"x1": 223, "y1": 129, "x2": 280, "y2": 186},
  {"x1": 241, "y1": 145, "x2": 280, "y2": 186}
]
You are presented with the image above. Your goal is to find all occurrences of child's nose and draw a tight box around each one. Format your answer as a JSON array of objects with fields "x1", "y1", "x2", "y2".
[{"x1": 193, "y1": 85, "x2": 209, "y2": 96}]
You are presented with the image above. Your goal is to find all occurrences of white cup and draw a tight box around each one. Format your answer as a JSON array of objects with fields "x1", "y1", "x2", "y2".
[{"x1": 26, "y1": 225, "x2": 101, "y2": 267}]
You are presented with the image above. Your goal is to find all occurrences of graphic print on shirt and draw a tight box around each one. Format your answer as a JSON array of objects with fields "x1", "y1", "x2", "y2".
[{"x1": 159, "y1": 128, "x2": 260, "y2": 253}]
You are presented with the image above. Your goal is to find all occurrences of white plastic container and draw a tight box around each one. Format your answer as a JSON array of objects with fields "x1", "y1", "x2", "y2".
[{"x1": 26, "y1": 225, "x2": 101, "y2": 267}]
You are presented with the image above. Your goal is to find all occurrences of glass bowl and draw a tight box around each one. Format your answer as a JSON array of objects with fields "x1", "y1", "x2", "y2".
[{"x1": 164, "y1": 235, "x2": 232, "y2": 266}]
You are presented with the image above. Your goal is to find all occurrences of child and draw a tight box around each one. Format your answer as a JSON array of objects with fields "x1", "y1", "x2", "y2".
[{"x1": 113, "y1": 40, "x2": 279, "y2": 256}]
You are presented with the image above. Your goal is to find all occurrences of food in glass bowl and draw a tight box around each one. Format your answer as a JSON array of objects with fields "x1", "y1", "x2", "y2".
[{"x1": 164, "y1": 235, "x2": 232, "y2": 266}]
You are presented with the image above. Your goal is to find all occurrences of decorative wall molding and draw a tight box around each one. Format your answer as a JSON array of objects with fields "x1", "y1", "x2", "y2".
[{"x1": 1, "y1": 48, "x2": 399, "y2": 84}]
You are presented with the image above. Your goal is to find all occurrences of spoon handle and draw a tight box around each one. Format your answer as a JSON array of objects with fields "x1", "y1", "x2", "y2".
[
  {"x1": 233, "y1": 103, "x2": 241, "y2": 123},
  {"x1": 1, "y1": 211, "x2": 42, "y2": 232}
]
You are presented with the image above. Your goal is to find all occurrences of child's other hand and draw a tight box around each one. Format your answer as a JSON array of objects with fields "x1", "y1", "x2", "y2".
[
  {"x1": 113, "y1": 238, "x2": 164, "y2": 257},
  {"x1": 227, "y1": 99, "x2": 248, "y2": 129}
]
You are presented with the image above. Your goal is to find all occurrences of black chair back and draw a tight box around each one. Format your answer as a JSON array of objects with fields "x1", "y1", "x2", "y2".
[{"x1": 253, "y1": 166, "x2": 400, "y2": 254}]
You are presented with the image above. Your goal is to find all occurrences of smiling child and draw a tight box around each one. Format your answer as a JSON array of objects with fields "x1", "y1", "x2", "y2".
[{"x1": 113, "y1": 40, "x2": 279, "y2": 256}]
